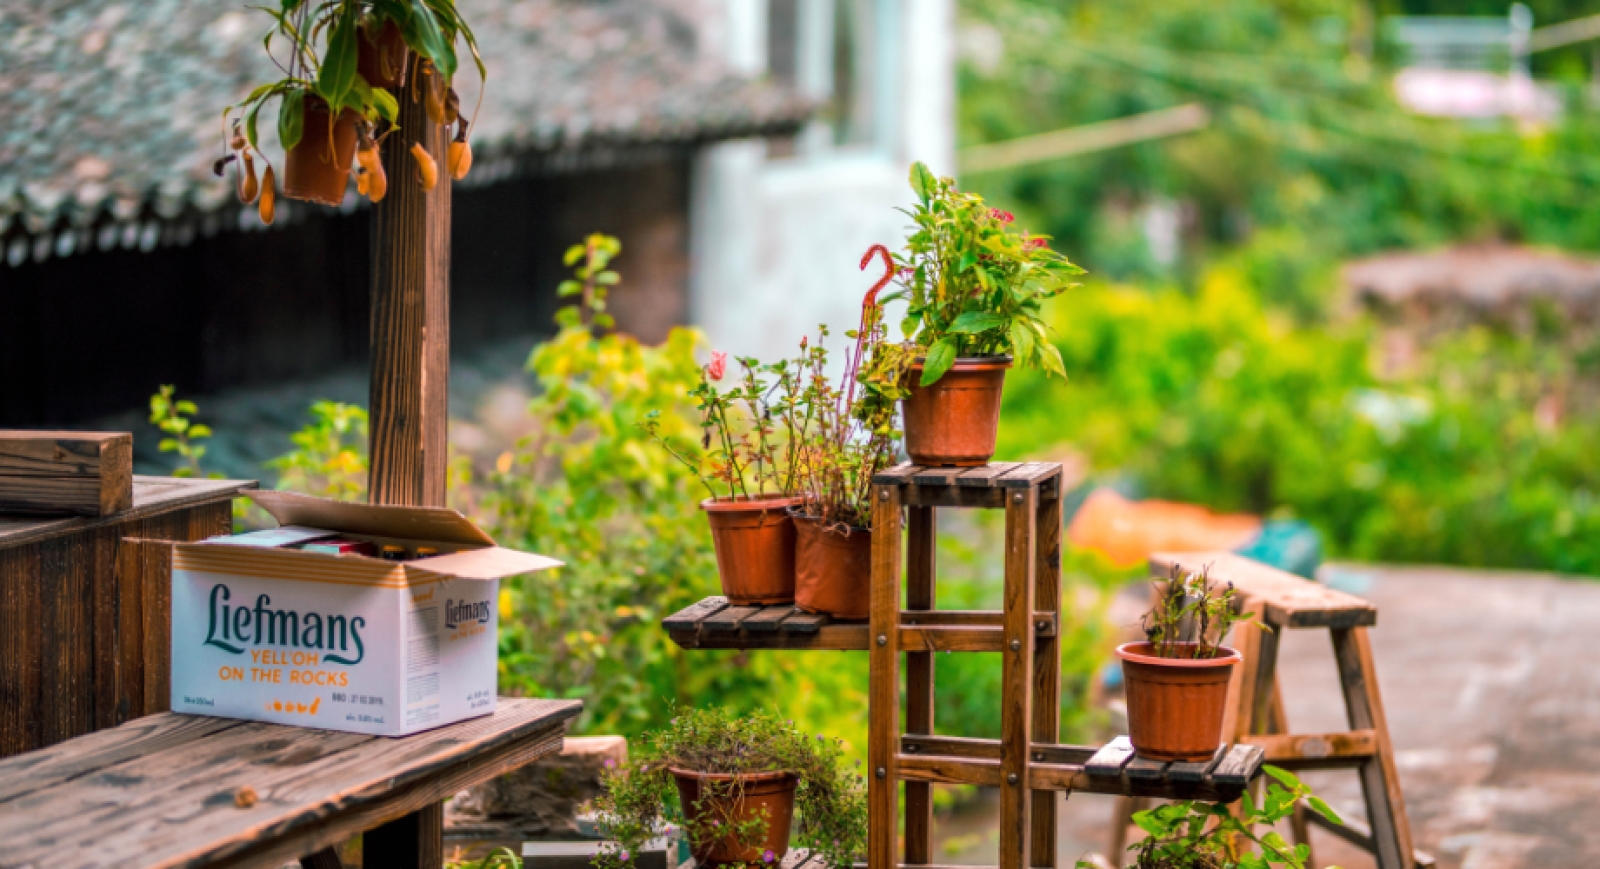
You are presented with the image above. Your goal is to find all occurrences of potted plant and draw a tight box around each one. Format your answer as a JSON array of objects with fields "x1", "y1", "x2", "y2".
[
  {"x1": 643, "y1": 348, "x2": 803, "y2": 606},
  {"x1": 1079, "y1": 765, "x2": 1345, "y2": 869},
  {"x1": 1117, "y1": 565, "x2": 1262, "y2": 762},
  {"x1": 590, "y1": 707, "x2": 866, "y2": 869},
  {"x1": 884, "y1": 162, "x2": 1084, "y2": 466},
  {"x1": 219, "y1": 0, "x2": 486, "y2": 210},
  {"x1": 778, "y1": 248, "x2": 907, "y2": 620}
]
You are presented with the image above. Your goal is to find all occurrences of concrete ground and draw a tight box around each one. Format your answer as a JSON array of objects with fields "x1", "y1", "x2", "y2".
[{"x1": 934, "y1": 564, "x2": 1600, "y2": 868}]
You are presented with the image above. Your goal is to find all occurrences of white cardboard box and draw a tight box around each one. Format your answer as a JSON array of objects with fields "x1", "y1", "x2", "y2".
[{"x1": 170, "y1": 491, "x2": 560, "y2": 736}]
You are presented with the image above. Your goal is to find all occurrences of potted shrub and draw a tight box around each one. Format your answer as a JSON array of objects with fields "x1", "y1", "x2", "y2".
[
  {"x1": 220, "y1": 0, "x2": 486, "y2": 210},
  {"x1": 644, "y1": 348, "x2": 803, "y2": 606},
  {"x1": 1080, "y1": 765, "x2": 1344, "y2": 869},
  {"x1": 590, "y1": 707, "x2": 866, "y2": 869},
  {"x1": 884, "y1": 162, "x2": 1084, "y2": 466},
  {"x1": 1117, "y1": 565, "x2": 1262, "y2": 762},
  {"x1": 780, "y1": 250, "x2": 907, "y2": 620}
]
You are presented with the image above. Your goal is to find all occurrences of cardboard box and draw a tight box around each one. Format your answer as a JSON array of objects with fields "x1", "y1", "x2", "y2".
[{"x1": 170, "y1": 491, "x2": 561, "y2": 736}]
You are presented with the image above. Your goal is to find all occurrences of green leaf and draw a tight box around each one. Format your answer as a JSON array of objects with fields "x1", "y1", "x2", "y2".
[
  {"x1": 407, "y1": 0, "x2": 457, "y2": 77},
  {"x1": 246, "y1": 99, "x2": 264, "y2": 149},
  {"x1": 909, "y1": 161, "x2": 936, "y2": 203},
  {"x1": 369, "y1": 85, "x2": 399, "y2": 122},
  {"x1": 1263, "y1": 764, "x2": 1303, "y2": 791},
  {"x1": 948, "y1": 311, "x2": 1008, "y2": 334},
  {"x1": 277, "y1": 88, "x2": 305, "y2": 150},
  {"x1": 318, "y1": 9, "x2": 359, "y2": 110},
  {"x1": 1009, "y1": 321, "x2": 1035, "y2": 364},
  {"x1": 557, "y1": 280, "x2": 583, "y2": 297},
  {"x1": 1037, "y1": 341, "x2": 1066, "y2": 378},
  {"x1": 1306, "y1": 795, "x2": 1343, "y2": 825},
  {"x1": 919, "y1": 338, "x2": 957, "y2": 386},
  {"x1": 563, "y1": 245, "x2": 586, "y2": 266}
]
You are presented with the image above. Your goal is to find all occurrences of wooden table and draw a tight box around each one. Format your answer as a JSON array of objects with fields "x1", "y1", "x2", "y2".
[
  {"x1": 0, "y1": 475, "x2": 255, "y2": 757},
  {"x1": 0, "y1": 697, "x2": 581, "y2": 869}
]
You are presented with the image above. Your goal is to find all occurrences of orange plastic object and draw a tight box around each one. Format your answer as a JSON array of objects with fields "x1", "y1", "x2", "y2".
[
  {"x1": 1066, "y1": 488, "x2": 1261, "y2": 568},
  {"x1": 902, "y1": 357, "x2": 1011, "y2": 467},
  {"x1": 793, "y1": 517, "x2": 871, "y2": 621},
  {"x1": 1117, "y1": 641, "x2": 1240, "y2": 761},
  {"x1": 701, "y1": 496, "x2": 800, "y2": 605}
]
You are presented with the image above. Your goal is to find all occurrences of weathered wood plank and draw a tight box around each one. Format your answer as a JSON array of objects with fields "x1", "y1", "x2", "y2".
[
  {"x1": 1166, "y1": 746, "x2": 1226, "y2": 783},
  {"x1": 0, "y1": 699, "x2": 579, "y2": 869},
  {"x1": 910, "y1": 467, "x2": 966, "y2": 487},
  {"x1": 702, "y1": 606, "x2": 760, "y2": 632},
  {"x1": 899, "y1": 485, "x2": 1008, "y2": 510},
  {"x1": 0, "y1": 714, "x2": 239, "y2": 803},
  {"x1": 661, "y1": 597, "x2": 728, "y2": 631},
  {"x1": 0, "y1": 431, "x2": 132, "y2": 517},
  {"x1": 0, "y1": 542, "x2": 42, "y2": 756},
  {"x1": 904, "y1": 505, "x2": 935, "y2": 866},
  {"x1": 1085, "y1": 736, "x2": 1136, "y2": 777},
  {"x1": 739, "y1": 606, "x2": 795, "y2": 632},
  {"x1": 1124, "y1": 756, "x2": 1170, "y2": 781},
  {"x1": 1241, "y1": 729, "x2": 1379, "y2": 768},
  {"x1": 870, "y1": 464, "x2": 921, "y2": 485},
  {"x1": 996, "y1": 462, "x2": 1062, "y2": 488},
  {"x1": 1152, "y1": 552, "x2": 1377, "y2": 629},
  {"x1": 867, "y1": 483, "x2": 902, "y2": 869},
  {"x1": 779, "y1": 610, "x2": 828, "y2": 633},
  {"x1": 0, "y1": 477, "x2": 251, "y2": 550},
  {"x1": 1210, "y1": 744, "x2": 1265, "y2": 787},
  {"x1": 1332, "y1": 627, "x2": 1414, "y2": 869},
  {"x1": 1000, "y1": 487, "x2": 1037, "y2": 869},
  {"x1": 954, "y1": 463, "x2": 1021, "y2": 487},
  {"x1": 1031, "y1": 486, "x2": 1063, "y2": 869}
]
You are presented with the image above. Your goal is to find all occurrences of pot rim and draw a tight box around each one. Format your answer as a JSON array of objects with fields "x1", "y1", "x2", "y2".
[
  {"x1": 1115, "y1": 641, "x2": 1241, "y2": 667},
  {"x1": 909, "y1": 355, "x2": 1014, "y2": 371},
  {"x1": 700, "y1": 495, "x2": 802, "y2": 513},
  {"x1": 666, "y1": 767, "x2": 800, "y2": 784},
  {"x1": 789, "y1": 512, "x2": 870, "y2": 535}
]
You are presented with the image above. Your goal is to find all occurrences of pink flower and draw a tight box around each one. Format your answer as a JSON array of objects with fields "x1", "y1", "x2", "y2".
[
  {"x1": 707, "y1": 350, "x2": 728, "y2": 381},
  {"x1": 990, "y1": 208, "x2": 1015, "y2": 224},
  {"x1": 763, "y1": 850, "x2": 777, "y2": 863},
  {"x1": 1027, "y1": 237, "x2": 1048, "y2": 250}
]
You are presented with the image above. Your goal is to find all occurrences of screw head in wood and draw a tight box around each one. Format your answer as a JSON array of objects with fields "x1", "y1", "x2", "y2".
[
  {"x1": 876, "y1": 767, "x2": 887, "y2": 779},
  {"x1": 1013, "y1": 492, "x2": 1024, "y2": 503},
  {"x1": 880, "y1": 489, "x2": 890, "y2": 500},
  {"x1": 1036, "y1": 620, "x2": 1048, "y2": 631},
  {"x1": 1010, "y1": 639, "x2": 1022, "y2": 651},
  {"x1": 877, "y1": 634, "x2": 888, "y2": 646},
  {"x1": 1007, "y1": 773, "x2": 1019, "y2": 785}
]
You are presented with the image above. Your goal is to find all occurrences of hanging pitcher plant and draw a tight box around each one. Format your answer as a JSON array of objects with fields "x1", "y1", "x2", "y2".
[{"x1": 217, "y1": 0, "x2": 487, "y2": 219}]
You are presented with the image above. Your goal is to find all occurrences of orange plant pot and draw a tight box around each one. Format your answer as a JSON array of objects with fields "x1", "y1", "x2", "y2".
[
  {"x1": 1116, "y1": 641, "x2": 1240, "y2": 762},
  {"x1": 356, "y1": 19, "x2": 409, "y2": 90},
  {"x1": 283, "y1": 97, "x2": 358, "y2": 207},
  {"x1": 670, "y1": 768, "x2": 799, "y2": 868},
  {"x1": 793, "y1": 516, "x2": 871, "y2": 621},
  {"x1": 701, "y1": 496, "x2": 799, "y2": 605},
  {"x1": 902, "y1": 357, "x2": 1011, "y2": 467}
]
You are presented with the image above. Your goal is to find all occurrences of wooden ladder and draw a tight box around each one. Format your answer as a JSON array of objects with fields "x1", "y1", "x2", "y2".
[{"x1": 1110, "y1": 552, "x2": 1434, "y2": 869}]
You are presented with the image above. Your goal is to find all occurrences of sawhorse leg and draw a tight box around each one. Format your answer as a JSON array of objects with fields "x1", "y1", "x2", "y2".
[{"x1": 1332, "y1": 627, "x2": 1415, "y2": 869}]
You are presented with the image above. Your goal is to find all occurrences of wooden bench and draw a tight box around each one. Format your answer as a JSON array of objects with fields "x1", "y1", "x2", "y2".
[{"x1": 0, "y1": 698, "x2": 581, "y2": 869}]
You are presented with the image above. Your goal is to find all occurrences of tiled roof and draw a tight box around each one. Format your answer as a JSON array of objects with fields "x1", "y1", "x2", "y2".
[{"x1": 0, "y1": 0, "x2": 811, "y2": 236}]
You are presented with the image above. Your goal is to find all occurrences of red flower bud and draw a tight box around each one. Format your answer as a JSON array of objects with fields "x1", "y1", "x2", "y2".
[{"x1": 707, "y1": 350, "x2": 728, "y2": 381}]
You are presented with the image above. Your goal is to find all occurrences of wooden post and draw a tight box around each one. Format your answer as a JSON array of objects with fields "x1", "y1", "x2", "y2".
[
  {"x1": 1000, "y1": 488, "x2": 1037, "y2": 869},
  {"x1": 1031, "y1": 488, "x2": 1062, "y2": 868},
  {"x1": 364, "y1": 60, "x2": 452, "y2": 869},
  {"x1": 904, "y1": 505, "x2": 936, "y2": 865},
  {"x1": 368, "y1": 61, "x2": 452, "y2": 509},
  {"x1": 867, "y1": 484, "x2": 904, "y2": 869}
]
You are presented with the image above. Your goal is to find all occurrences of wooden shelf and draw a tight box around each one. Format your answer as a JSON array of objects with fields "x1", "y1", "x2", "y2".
[
  {"x1": 664, "y1": 597, "x2": 1058, "y2": 652},
  {"x1": 870, "y1": 461, "x2": 1063, "y2": 509}
]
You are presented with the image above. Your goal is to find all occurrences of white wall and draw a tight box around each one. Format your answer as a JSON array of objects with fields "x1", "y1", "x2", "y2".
[{"x1": 689, "y1": 0, "x2": 955, "y2": 362}]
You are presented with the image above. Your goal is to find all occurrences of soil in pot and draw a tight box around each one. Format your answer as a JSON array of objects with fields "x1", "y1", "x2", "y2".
[
  {"x1": 670, "y1": 768, "x2": 799, "y2": 868},
  {"x1": 1116, "y1": 641, "x2": 1240, "y2": 762},
  {"x1": 283, "y1": 97, "x2": 358, "y2": 206},
  {"x1": 702, "y1": 496, "x2": 799, "y2": 605},
  {"x1": 793, "y1": 516, "x2": 870, "y2": 621},
  {"x1": 902, "y1": 357, "x2": 1011, "y2": 467},
  {"x1": 356, "y1": 18, "x2": 409, "y2": 89}
]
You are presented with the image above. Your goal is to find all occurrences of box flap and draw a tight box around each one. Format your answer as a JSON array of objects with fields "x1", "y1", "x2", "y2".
[
  {"x1": 406, "y1": 546, "x2": 564, "y2": 581},
  {"x1": 248, "y1": 490, "x2": 496, "y2": 547},
  {"x1": 203, "y1": 526, "x2": 334, "y2": 548}
]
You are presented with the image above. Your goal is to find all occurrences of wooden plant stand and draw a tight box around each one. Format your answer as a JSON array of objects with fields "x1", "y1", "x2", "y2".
[
  {"x1": 1107, "y1": 553, "x2": 1433, "y2": 869},
  {"x1": 667, "y1": 462, "x2": 1269, "y2": 868}
]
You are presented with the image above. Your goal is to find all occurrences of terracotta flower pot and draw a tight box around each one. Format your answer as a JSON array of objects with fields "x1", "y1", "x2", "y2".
[
  {"x1": 282, "y1": 97, "x2": 358, "y2": 207},
  {"x1": 702, "y1": 496, "x2": 800, "y2": 605},
  {"x1": 356, "y1": 18, "x2": 409, "y2": 90},
  {"x1": 670, "y1": 768, "x2": 799, "y2": 868},
  {"x1": 902, "y1": 356, "x2": 1011, "y2": 467},
  {"x1": 1116, "y1": 641, "x2": 1241, "y2": 762},
  {"x1": 793, "y1": 516, "x2": 871, "y2": 621}
]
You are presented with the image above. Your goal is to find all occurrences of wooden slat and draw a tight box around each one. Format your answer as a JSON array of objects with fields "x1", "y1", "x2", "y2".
[
  {"x1": 996, "y1": 462, "x2": 1062, "y2": 488},
  {"x1": 1031, "y1": 479, "x2": 1063, "y2": 869},
  {"x1": 1332, "y1": 627, "x2": 1414, "y2": 869},
  {"x1": 0, "y1": 710, "x2": 238, "y2": 803},
  {"x1": 899, "y1": 485, "x2": 1009, "y2": 510},
  {"x1": 0, "y1": 699, "x2": 580, "y2": 869},
  {"x1": 954, "y1": 463, "x2": 1021, "y2": 487},
  {"x1": 1124, "y1": 756, "x2": 1170, "y2": 781},
  {"x1": 1085, "y1": 736, "x2": 1136, "y2": 777},
  {"x1": 702, "y1": 605, "x2": 760, "y2": 632},
  {"x1": 910, "y1": 467, "x2": 966, "y2": 487},
  {"x1": 1166, "y1": 746, "x2": 1226, "y2": 783},
  {"x1": 870, "y1": 464, "x2": 921, "y2": 485},
  {"x1": 1152, "y1": 552, "x2": 1377, "y2": 629},
  {"x1": 739, "y1": 606, "x2": 795, "y2": 632},
  {"x1": 1241, "y1": 729, "x2": 1378, "y2": 768},
  {"x1": 999, "y1": 487, "x2": 1037, "y2": 869},
  {"x1": 1209, "y1": 744, "x2": 1264, "y2": 787},
  {"x1": 897, "y1": 754, "x2": 1003, "y2": 787},
  {"x1": 661, "y1": 597, "x2": 728, "y2": 631},
  {"x1": 780, "y1": 610, "x2": 828, "y2": 633}
]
